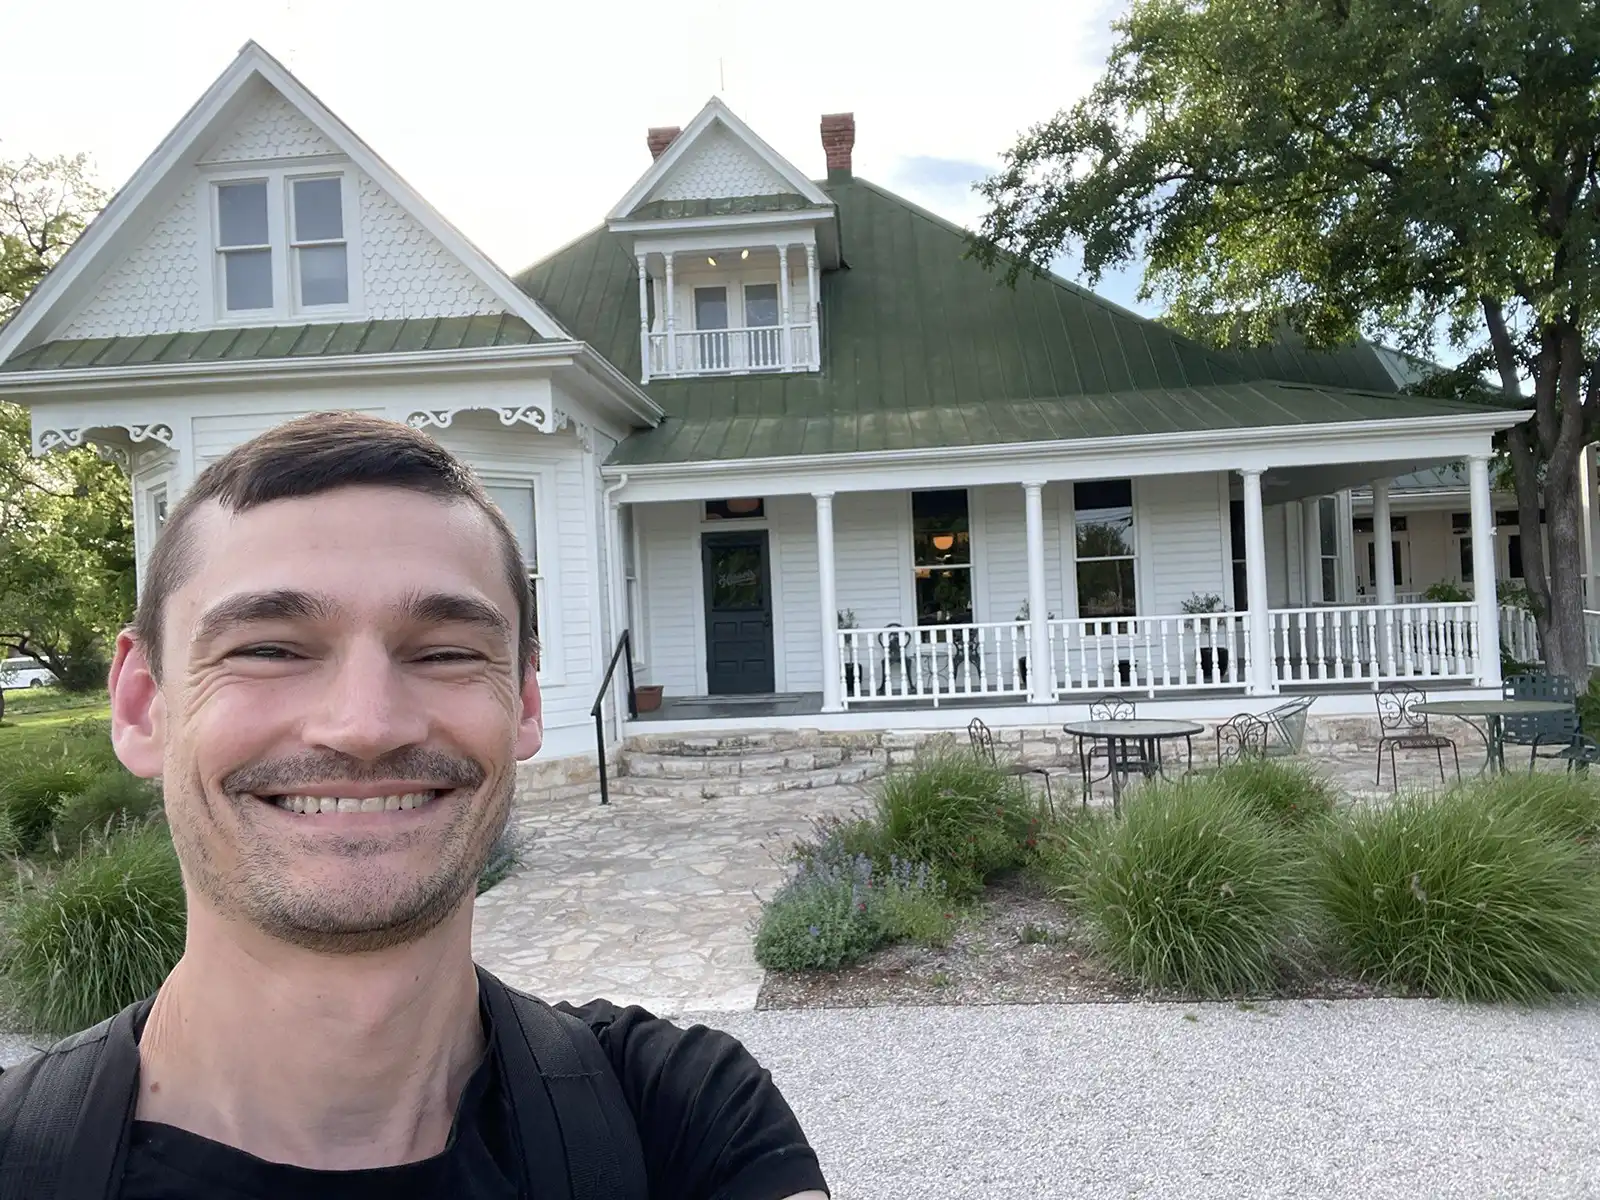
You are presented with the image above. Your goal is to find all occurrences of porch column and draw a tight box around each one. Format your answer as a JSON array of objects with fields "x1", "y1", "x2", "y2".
[
  {"x1": 1469, "y1": 454, "x2": 1503, "y2": 688},
  {"x1": 805, "y1": 244, "x2": 819, "y2": 369},
  {"x1": 1023, "y1": 481, "x2": 1053, "y2": 704},
  {"x1": 636, "y1": 255, "x2": 651, "y2": 383},
  {"x1": 815, "y1": 491, "x2": 844, "y2": 712},
  {"x1": 1241, "y1": 468, "x2": 1278, "y2": 695},
  {"x1": 1582, "y1": 444, "x2": 1598, "y2": 608},
  {"x1": 1302, "y1": 497, "x2": 1324, "y2": 604},
  {"x1": 1371, "y1": 480, "x2": 1396, "y2": 605},
  {"x1": 777, "y1": 244, "x2": 792, "y2": 369},
  {"x1": 663, "y1": 251, "x2": 676, "y2": 375},
  {"x1": 1335, "y1": 489, "x2": 1358, "y2": 602}
]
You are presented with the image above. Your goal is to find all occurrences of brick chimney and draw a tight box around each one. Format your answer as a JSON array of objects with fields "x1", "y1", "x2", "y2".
[
  {"x1": 646, "y1": 126, "x2": 681, "y2": 160},
  {"x1": 820, "y1": 113, "x2": 855, "y2": 181}
]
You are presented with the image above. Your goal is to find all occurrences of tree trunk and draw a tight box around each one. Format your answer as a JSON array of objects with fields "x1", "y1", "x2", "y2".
[{"x1": 1543, "y1": 449, "x2": 1592, "y2": 686}]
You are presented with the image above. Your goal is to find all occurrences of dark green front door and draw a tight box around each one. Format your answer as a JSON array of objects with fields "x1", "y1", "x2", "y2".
[{"x1": 702, "y1": 532, "x2": 775, "y2": 694}]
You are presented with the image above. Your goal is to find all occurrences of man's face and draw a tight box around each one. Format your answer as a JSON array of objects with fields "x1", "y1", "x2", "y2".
[{"x1": 108, "y1": 484, "x2": 543, "y2": 953}]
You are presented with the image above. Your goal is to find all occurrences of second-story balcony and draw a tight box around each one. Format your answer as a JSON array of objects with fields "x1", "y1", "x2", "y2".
[{"x1": 645, "y1": 323, "x2": 818, "y2": 377}]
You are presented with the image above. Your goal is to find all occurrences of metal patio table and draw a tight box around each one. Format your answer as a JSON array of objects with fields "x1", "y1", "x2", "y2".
[
  {"x1": 1063, "y1": 718, "x2": 1204, "y2": 810},
  {"x1": 1412, "y1": 698, "x2": 1575, "y2": 776}
]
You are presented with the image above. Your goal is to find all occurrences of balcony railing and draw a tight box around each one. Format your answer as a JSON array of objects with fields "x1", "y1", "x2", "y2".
[
  {"x1": 838, "y1": 622, "x2": 1030, "y2": 707},
  {"x1": 645, "y1": 324, "x2": 817, "y2": 378},
  {"x1": 1271, "y1": 602, "x2": 1478, "y2": 686},
  {"x1": 1048, "y1": 613, "x2": 1250, "y2": 695}
]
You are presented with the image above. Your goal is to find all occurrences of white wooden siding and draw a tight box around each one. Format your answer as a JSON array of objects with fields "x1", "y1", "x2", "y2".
[
  {"x1": 635, "y1": 502, "x2": 702, "y2": 695},
  {"x1": 771, "y1": 495, "x2": 822, "y2": 693},
  {"x1": 1138, "y1": 473, "x2": 1230, "y2": 613},
  {"x1": 834, "y1": 491, "x2": 911, "y2": 628},
  {"x1": 976, "y1": 483, "x2": 1066, "y2": 621}
]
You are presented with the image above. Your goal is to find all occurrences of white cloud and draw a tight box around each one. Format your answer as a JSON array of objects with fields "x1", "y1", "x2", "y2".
[{"x1": 4, "y1": 0, "x2": 1123, "y2": 273}]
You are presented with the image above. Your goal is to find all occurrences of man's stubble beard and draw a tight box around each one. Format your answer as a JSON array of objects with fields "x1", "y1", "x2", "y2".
[{"x1": 169, "y1": 763, "x2": 514, "y2": 955}]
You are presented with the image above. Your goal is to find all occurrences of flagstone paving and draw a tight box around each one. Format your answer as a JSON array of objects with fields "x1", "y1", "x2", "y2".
[{"x1": 472, "y1": 781, "x2": 872, "y2": 1017}]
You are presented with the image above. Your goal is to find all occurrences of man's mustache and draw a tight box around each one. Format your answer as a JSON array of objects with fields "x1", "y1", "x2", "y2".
[{"x1": 221, "y1": 749, "x2": 486, "y2": 795}]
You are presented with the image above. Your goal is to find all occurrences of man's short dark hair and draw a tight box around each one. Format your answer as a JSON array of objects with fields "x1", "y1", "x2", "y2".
[{"x1": 132, "y1": 411, "x2": 537, "y2": 680}]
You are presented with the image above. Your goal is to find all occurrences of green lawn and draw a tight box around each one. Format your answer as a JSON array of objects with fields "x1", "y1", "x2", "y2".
[{"x1": 0, "y1": 691, "x2": 112, "y2": 755}]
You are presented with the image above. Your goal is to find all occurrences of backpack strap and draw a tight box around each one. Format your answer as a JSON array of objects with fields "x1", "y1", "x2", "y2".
[
  {"x1": 475, "y1": 967, "x2": 647, "y2": 1200},
  {"x1": 0, "y1": 999, "x2": 147, "y2": 1200}
]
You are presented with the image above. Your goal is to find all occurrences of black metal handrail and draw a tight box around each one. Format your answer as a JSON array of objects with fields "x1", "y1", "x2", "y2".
[{"x1": 592, "y1": 630, "x2": 637, "y2": 806}]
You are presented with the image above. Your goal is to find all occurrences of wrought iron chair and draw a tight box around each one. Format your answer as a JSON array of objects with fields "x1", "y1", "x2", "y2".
[
  {"x1": 968, "y1": 717, "x2": 1057, "y2": 818},
  {"x1": 1375, "y1": 687, "x2": 1460, "y2": 790},
  {"x1": 1186, "y1": 712, "x2": 1270, "y2": 779},
  {"x1": 1074, "y1": 695, "x2": 1155, "y2": 797},
  {"x1": 876, "y1": 624, "x2": 917, "y2": 696},
  {"x1": 1502, "y1": 673, "x2": 1581, "y2": 770}
]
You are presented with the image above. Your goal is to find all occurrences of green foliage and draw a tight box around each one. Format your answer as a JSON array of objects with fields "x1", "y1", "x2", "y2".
[
  {"x1": 0, "y1": 756, "x2": 95, "y2": 850},
  {"x1": 1074, "y1": 781, "x2": 1311, "y2": 996},
  {"x1": 1317, "y1": 790, "x2": 1600, "y2": 1002},
  {"x1": 755, "y1": 868, "x2": 882, "y2": 972},
  {"x1": 1208, "y1": 758, "x2": 1338, "y2": 829},
  {"x1": 1469, "y1": 773, "x2": 1600, "y2": 846},
  {"x1": 1023, "y1": 810, "x2": 1107, "y2": 901},
  {"x1": 51, "y1": 770, "x2": 162, "y2": 853},
  {"x1": 872, "y1": 745, "x2": 1042, "y2": 897},
  {"x1": 2, "y1": 823, "x2": 186, "y2": 1034},
  {"x1": 1422, "y1": 580, "x2": 1471, "y2": 603},
  {"x1": 1578, "y1": 674, "x2": 1600, "y2": 740}
]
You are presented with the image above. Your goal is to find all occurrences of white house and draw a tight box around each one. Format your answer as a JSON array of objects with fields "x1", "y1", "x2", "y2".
[{"x1": 0, "y1": 42, "x2": 1559, "y2": 782}]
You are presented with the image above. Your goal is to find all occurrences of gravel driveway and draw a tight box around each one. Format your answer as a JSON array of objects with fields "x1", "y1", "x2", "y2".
[{"x1": 701, "y1": 998, "x2": 1600, "y2": 1200}]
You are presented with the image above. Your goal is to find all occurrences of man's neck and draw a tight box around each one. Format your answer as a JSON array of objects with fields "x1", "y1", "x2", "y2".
[{"x1": 135, "y1": 904, "x2": 486, "y2": 1171}]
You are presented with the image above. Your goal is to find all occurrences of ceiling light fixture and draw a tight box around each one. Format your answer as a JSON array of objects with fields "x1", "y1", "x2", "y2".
[
  {"x1": 707, "y1": 256, "x2": 717, "y2": 266},
  {"x1": 740, "y1": 249, "x2": 749, "y2": 260},
  {"x1": 932, "y1": 533, "x2": 956, "y2": 552}
]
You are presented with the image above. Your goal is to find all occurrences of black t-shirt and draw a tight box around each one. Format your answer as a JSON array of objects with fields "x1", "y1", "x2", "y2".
[{"x1": 118, "y1": 997, "x2": 827, "y2": 1200}]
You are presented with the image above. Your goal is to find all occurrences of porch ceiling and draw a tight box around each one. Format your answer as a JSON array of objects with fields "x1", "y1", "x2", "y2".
[{"x1": 1259, "y1": 458, "x2": 1468, "y2": 505}]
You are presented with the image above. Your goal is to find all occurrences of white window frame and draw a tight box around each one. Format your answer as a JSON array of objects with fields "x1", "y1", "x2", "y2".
[
  {"x1": 480, "y1": 472, "x2": 561, "y2": 684},
  {"x1": 908, "y1": 488, "x2": 975, "y2": 627},
  {"x1": 1071, "y1": 478, "x2": 1138, "y2": 625},
  {"x1": 200, "y1": 163, "x2": 364, "y2": 326}
]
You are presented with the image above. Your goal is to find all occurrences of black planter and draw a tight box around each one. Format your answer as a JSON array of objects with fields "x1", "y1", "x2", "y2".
[
  {"x1": 1198, "y1": 647, "x2": 1231, "y2": 683},
  {"x1": 1018, "y1": 656, "x2": 1028, "y2": 687},
  {"x1": 843, "y1": 663, "x2": 861, "y2": 697},
  {"x1": 1118, "y1": 659, "x2": 1132, "y2": 686}
]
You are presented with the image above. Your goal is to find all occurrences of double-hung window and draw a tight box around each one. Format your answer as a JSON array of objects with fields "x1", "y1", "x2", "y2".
[
  {"x1": 1074, "y1": 480, "x2": 1136, "y2": 623},
  {"x1": 485, "y1": 483, "x2": 542, "y2": 668},
  {"x1": 911, "y1": 490, "x2": 972, "y2": 626},
  {"x1": 211, "y1": 170, "x2": 355, "y2": 320}
]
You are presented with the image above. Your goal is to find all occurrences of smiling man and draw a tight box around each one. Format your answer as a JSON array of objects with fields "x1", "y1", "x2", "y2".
[{"x1": 0, "y1": 412, "x2": 829, "y2": 1200}]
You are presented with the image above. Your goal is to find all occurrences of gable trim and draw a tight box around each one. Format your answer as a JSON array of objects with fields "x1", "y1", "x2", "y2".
[
  {"x1": 605, "y1": 97, "x2": 833, "y2": 224},
  {"x1": 0, "y1": 40, "x2": 571, "y2": 363}
]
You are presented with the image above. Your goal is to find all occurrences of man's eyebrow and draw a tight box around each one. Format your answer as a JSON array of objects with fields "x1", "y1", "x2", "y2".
[
  {"x1": 401, "y1": 591, "x2": 512, "y2": 639},
  {"x1": 191, "y1": 589, "x2": 336, "y2": 649}
]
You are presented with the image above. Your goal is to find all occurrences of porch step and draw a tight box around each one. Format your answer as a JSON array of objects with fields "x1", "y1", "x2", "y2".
[
  {"x1": 623, "y1": 730, "x2": 832, "y2": 757},
  {"x1": 609, "y1": 759, "x2": 885, "y2": 800},
  {"x1": 620, "y1": 745, "x2": 848, "y2": 779}
]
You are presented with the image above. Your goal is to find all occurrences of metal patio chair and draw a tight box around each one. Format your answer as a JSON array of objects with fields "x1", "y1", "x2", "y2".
[
  {"x1": 968, "y1": 717, "x2": 1058, "y2": 818},
  {"x1": 1074, "y1": 695, "x2": 1155, "y2": 795},
  {"x1": 1502, "y1": 673, "x2": 1581, "y2": 771},
  {"x1": 1260, "y1": 696, "x2": 1314, "y2": 758},
  {"x1": 1375, "y1": 687, "x2": 1460, "y2": 790},
  {"x1": 1186, "y1": 712, "x2": 1270, "y2": 779}
]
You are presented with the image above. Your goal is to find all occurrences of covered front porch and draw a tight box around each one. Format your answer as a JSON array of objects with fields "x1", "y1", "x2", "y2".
[{"x1": 603, "y1": 400, "x2": 1528, "y2": 736}]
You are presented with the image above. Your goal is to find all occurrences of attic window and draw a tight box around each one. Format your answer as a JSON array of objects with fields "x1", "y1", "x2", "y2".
[
  {"x1": 210, "y1": 169, "x2": 359, "y2": 321},
  {"x1": 217, "y1": 182, "x2": 273, "y2": 311}
]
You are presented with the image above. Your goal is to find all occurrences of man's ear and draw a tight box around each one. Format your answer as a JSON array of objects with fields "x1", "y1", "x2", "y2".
[
  {"x1": 108, "y1": 628, "x2": 164, "y2": 779},
  {"x1": 513, "y1": 656, "x2": 544, "y2": 761}
]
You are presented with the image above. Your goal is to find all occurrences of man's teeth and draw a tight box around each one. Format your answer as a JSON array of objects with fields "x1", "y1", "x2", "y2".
[{"x1": 271, "y1": 792, "x2": 438, "y2": 814}]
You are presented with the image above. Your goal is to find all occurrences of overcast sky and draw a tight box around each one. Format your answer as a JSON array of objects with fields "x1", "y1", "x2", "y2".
[{"x1": 6, "y1": 0, "x2": 1154, "y2": 313}]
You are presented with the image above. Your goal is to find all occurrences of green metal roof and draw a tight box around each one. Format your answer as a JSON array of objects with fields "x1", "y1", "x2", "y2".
[
  {"x1": 608, "y1": 381, "x2": 1498, "y2": 466},
  {"x1": 1211, "y1": 337, "x2": 1403, "y2": 393},
  {"x1": 627, "y1": 193, "x2": 821, "y2": 221},
  {"x1": 1, "y1": 314, "x2": 542, "y2": 372}
]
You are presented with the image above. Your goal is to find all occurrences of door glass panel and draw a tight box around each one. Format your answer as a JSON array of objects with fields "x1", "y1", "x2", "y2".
[
  {"x1": 694, "y1": 287, "x2": 728, "y2": 330},
  {"x1": 709, "y1": 544, "x2": 763, "y2": 609}
]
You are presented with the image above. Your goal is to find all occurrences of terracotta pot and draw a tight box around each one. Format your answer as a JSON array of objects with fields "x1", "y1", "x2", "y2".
[{"x1": 633, "y1": 684, "x2": 664, "y2": 713}]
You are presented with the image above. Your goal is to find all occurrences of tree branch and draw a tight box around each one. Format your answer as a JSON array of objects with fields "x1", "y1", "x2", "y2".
[{"x1": 1479, "y1": 296, "x2": 1524, "y2": 396}]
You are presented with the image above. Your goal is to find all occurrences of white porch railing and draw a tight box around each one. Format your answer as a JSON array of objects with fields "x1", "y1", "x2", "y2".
[
  {"x1": 1501, "y1": 607, "x2": 1600, "y2": 668},
  {"x1": 1048, "y1": 613, "x2": 1250, "y2": 695},
  {"x1": 645, "y1": 324, "x2": 818, "y2": 377},
  {"x1": 1272, "y1": 603, "x2": 1477, "y2": 686},
  {"x1": 838, "y1": 622, "x2": 1031, "y2": 707}
]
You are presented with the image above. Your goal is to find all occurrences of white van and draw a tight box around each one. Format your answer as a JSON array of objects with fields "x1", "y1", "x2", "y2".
[{"x1": 0, "y1": 657, "x2": 58, "y2": 690}]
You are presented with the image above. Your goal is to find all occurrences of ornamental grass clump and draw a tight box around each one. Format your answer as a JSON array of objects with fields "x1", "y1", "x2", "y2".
[
  {"x1": 50, "y1": 770, "x2": 163, "y2": 854},
  {"x1": 873, "y1": 745, "x2": 1041, "y2": 898},
  {"x1": 1209, "y1": 758, "x2": 1338, "y2": 829},
  {"x1": 1467, "y1": 772, "x2": 1600, "y2": 845},
  {"x1": 1075, "y1": 780, "x2": 1311, "y2": 997},
  {"x1": 0, "y1": 753, "x2": 96, "y2": 852},
  {"x1": 2, "y1": 823, "x2": 187, "y2": 1035},
  {"x1": 1317, "y1": 790, "x2": 1600, "y2": 1003}
]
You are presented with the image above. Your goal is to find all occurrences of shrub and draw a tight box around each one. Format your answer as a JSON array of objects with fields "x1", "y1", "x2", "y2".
[
  {"x1": 1076, "y1": 781, "x2": 1311, "y2": 996},
  {"x1": 51, "y1": 770, "x2": 163, "y2": 853},
  {"x1": 2, "y1": 824, "x2": 187, "y2": 1034},
  {"x1": 1025, "y1": 811, "x2": 1107, "y2": 901},
  {"x1": 1210, "y1": 759, "x2": 1338, "y2": 829},
  {"x1": 0, "y1": 756, "x2": 96, "y2": 850},
  {"x1": 1468, "y1": 773, "x2": 1600, "y2": 845},
  {"x1": 789, "y1": 812, "x2": 887, "y2": 875},
  {"x1": 754, "y1": 851, "x2": 952, "y2": 971},
  {"x1": 58, "y1": 719, "x2": 122, "y2": 774},
  {"x1": 873, "y1": 746, "x2": 1042, "y2": 897},
  {"x1": 1317, "y1": 790, "x2": 1600, "y2": 1002}
]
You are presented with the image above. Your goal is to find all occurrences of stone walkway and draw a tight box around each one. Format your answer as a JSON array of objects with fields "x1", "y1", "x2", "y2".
[{"x1": 472, "y1": 781, "x2": 871, "y2": 1016}]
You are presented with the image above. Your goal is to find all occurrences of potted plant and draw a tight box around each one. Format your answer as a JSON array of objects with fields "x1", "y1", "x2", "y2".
[
  {"x1": 1180, "y1": 592, "x2": 1229, "y2": 682},
  {"x1": 633, "y1": 683, "x2": 664, "y2": 713},
  {"x1": 837, "y1": 609, "x2": 861, "y2": 696}
]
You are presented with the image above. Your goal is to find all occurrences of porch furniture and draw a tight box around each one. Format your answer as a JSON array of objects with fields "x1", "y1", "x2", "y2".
[
  {"x1": 1375, "y1": 688, "x2": 1461, "y2": 790},
  {"x1": 967, "y1": 718, "x2": 1058, "y2": 819},
  {"x1": 1184, "y1": 712, "x2": 1271, "y2": 780},
  {"x1": 1501, "y1": 673, "x2": 1581, "y2": 770},
  {"x1": 1412, "y1": 697, "x2": 1577, "y2": 776},
  {"x1": 1260, "y1": 696, "x2": 1314, "y2": 758},
  {"x1": 1075, "y1": 696, "x2": 1150, "y2": 784},
  {"x1": 1063, "y1": 718, "x2": 1204, "y2": 812}
]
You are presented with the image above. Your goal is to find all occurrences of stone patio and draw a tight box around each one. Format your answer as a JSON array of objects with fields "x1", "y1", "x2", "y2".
[{"x1": 474, "y1": 715, "x2": 1561, "y2": 1018}]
